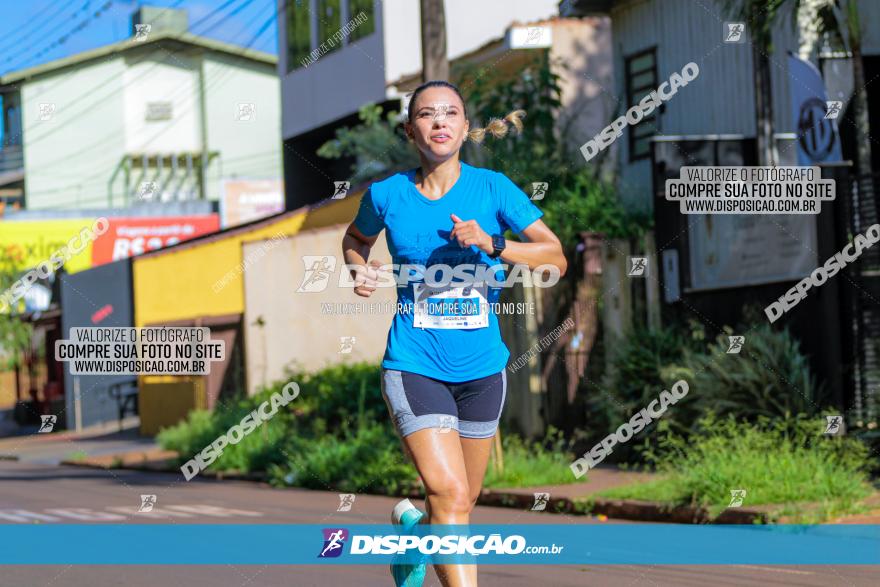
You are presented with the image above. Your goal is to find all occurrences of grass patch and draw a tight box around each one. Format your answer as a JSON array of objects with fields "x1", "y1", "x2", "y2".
[
  {"x1": 66, "y1": 450, "x2": 88, "y2": 462},
  {"x1": 158, "y1": 363, "x2": 577, "y2": 493},
  {"x1": 599, "y1": 414, "x2": 875, "y2": 522},
  {"x1": 483, "y1": 429, "x2": 579, "y2": 488}
]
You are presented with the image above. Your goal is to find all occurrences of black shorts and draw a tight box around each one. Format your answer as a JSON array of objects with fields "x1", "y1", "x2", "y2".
[{"x1": 380, "y1": 368, "x2": 507, "y2": 438}]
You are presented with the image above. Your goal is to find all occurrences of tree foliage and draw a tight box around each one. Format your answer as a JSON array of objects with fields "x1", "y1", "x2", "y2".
[
  {"x1": 317, "y1": 53, "x2": 648, "y2": 249},
  {"x1": 0, "y1": 251, "x2": 33, "y2": 371}
]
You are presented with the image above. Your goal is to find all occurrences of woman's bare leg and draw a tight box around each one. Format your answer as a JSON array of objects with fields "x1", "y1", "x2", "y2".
[
  {"x1": 460, "y1": 436, "x2": 494, "y2": 510},
  {"x1": 402, "y1": 428, "x2": 478, "y2": 587}
]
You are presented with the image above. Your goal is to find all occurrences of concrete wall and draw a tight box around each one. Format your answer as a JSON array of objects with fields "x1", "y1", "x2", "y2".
[
  {"x1": 550, "y1": 17, "x2": 614, "y2": 155},
  {"x1": 22, "y1": 57, "x2": 127, "y2": 209},
  {"x1": 132, "y1": 193, "x2": 360, "y2": 327},
  {"x1": 133, "y1": 213, "x2": 306, "y2": 327},
  {"x1": 122, "y1": 51, "x2": 200, "y2": 155},
  {"x1": 203, "y1": 53, "x2": 283, "y2": 202},
  {"x1": 243, "y1": 224, "x2": 394, "y2": 394}
]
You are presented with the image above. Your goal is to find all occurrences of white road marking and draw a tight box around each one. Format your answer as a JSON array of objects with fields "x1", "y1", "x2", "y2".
[
  {"x1": 734, "y1": 565, "x2": 815, "y2": 575},
  {"x1": 0, "y1": 504, "x2": 264, "y2": 523},
  {"x1": 0, "y1": 510, "x2": 62, "y2": 523},
  {"x1": 45, "y1": 508, "x2": 127, "y2": 521}
]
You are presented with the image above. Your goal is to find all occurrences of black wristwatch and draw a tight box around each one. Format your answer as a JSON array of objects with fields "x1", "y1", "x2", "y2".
[{"x1": 489, "y1": 234, "x2": 506, "y2": 258}]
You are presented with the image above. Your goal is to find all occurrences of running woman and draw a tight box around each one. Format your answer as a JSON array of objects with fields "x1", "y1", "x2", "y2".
[{"x1": 341, "y1": 80, "x2": 567, "y2": 587}]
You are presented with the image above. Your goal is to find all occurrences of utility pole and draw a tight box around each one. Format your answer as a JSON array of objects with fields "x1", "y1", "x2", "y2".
[{"x1": 420, "y1": 0, "x2": 449, "y2": 82}]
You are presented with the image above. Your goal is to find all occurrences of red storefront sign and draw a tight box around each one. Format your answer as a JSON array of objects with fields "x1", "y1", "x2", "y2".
[{"x1": 91, "y1": 216, "x2": 220, "y2": 264}]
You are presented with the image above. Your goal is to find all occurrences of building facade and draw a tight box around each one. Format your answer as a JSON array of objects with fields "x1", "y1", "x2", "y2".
[
  {"x1": 562, "y1": 0, "x2": 880, "y2": 413},
  {"x1": 0, "y1": 7, "x2": 282, "y2": 213},
  {"x1": 277, "y1": 0, "x2": 582, "y2": 209}
]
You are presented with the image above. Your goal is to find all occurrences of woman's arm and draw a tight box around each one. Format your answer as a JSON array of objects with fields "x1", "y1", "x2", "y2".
[
  {"x1": 497, "y1": 219, "x2": 567, "y2": 277},
  {"x1": 342, "y1": 223, "x2": 384, "y2": 297},
  {"x1": 449, "y1": 215, "x2": 568, "y2": 278}
]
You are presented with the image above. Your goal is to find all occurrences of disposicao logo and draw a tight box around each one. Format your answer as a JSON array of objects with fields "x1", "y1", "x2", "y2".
[{"x1": 319, "y1": 528, "x2": 348, "y2": 558}]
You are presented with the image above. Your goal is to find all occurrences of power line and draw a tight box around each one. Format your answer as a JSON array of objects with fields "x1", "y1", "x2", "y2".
[
  {"x1": 189, "y1": 0, "x2": 249, "y2": 37},
  {"x1": 1, "y1": 1, "x2": 115, "y2": 75},
  {"x1": 9, "y1": 0, "x2": 257, "y2": 148},
  {"x1": 22, "y1": 0, "x2": 274, "y2": 173},
  {"x1": 19, "y1": 1, "x2": 283, "y2": 204},
  {"x1": 0, "y1": 0, "x2": 70, "y2": 55}
]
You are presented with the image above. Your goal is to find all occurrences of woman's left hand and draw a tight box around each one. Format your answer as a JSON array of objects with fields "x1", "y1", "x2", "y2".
[{"x1": 449, "y1": 213, "x2": 493, "y2": 255}]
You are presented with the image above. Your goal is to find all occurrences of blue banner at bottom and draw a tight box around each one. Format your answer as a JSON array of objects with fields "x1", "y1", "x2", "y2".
[{"x1": 2, "y1": 524, "x2": 878, "y2": 565}]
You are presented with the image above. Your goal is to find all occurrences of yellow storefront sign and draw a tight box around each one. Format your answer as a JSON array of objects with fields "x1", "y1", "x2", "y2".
[{"x1": 0, "y1": 219, "x2": 96, "y2": 274}]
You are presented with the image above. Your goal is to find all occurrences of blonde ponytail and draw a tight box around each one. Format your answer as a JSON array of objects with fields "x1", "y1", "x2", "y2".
[{"x1": 466, "y1": 110, "x2": 526, "y2": 143}]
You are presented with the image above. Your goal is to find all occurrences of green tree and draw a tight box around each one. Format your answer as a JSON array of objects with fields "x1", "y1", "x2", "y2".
[
  {"x1": 0, "y1": 251, "x2": 33, "y2": 375},
  {"x1": 318, "y1": 53, "x2": 647, "y2": 249},
  {"x1": 316, "y1": 103, "x2": 419, "y2": 186},
  {"x1": 461, "y1": 53, "x2": 648, "y2": 246}
]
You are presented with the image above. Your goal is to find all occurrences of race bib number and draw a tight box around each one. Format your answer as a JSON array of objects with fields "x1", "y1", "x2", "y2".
[{"x1": 412, "y1": 283, "x2": 489, "y2": 329}]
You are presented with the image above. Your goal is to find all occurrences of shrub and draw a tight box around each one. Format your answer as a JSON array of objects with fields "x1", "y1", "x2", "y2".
[
  {"x1": 601, "y1": 414, "x2": 874, "y2": 521},
  {"x1": 269, "y1": 421, "x2": 418, "y2": 494},
  {"x1": 158, "y1": 360, "x2": 584, "y2": 492},
  {"x1": 157, "y1": 409, "x2": 225, "y2": 460},
  {"x1": 267, "y1": 362, "x2": 385, "y2": 430},
  {"x1": 665, "y1": 323, "x2": 828, "y2": 429},
  {"x1": 158, "y1": 364, "x2": 383, "y2": 474},
  {"x1": 580, "y1": 321, "x2": 702, "y2": 461}
]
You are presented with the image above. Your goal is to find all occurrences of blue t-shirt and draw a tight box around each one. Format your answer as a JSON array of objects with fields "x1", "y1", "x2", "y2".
[{"x1": 353, "y1": 162, "x2": 544, "y2": 382}]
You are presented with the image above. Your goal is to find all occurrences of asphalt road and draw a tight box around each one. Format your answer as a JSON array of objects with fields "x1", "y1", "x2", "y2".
[{"x1": 0, "y1": 461, "x2": 876, "y2": 586}]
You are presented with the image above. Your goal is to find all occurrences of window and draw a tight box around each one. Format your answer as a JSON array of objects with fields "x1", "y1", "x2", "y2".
[
  {"x1": 348, "y1": 0, "x2": 375, "y2": 42},
  {"x1": 287, "y1": 0, "x2": 376, "y2": 73},
  {"x1": 1, "y1": 93, "x2": 22, "y2": 147},
  {"x1": 286, "y1": 0, "x2": 311, "y2": 73},
  {"x1": 624, "y1": 48, "x2": 658, "y2": 161},
  {"x1": 317, "y1": 0, "x2": 341, "y2": 54}
]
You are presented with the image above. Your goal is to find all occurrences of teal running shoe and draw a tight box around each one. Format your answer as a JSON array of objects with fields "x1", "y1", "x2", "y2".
[{"x1": 390, "y1": 498, "x2": 427, "y2": 587}]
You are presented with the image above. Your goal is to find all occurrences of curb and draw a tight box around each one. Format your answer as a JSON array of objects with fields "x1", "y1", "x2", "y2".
[
  {"x1": 475, "y1": 490, "x2": 771, "y2": 524},
  {"x1": 584, "y1": 497, "x2": 770, "y2": 524},
  {"x1": 60, "y1": 457, "x2": 270, "y2": 483},
  {"x1": 60, "y1": 456, "x2": 827, "y2": 525}
]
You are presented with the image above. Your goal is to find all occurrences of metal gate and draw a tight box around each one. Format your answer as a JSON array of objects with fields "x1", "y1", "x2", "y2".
[{"x1": 846, "y1": 172, "x2": 880, "y2": 423}]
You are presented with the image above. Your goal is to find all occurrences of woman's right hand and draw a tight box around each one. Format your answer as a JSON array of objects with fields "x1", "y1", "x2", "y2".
[{"x1": 353, "y1": 259, "x2": 386, "y2": 298}]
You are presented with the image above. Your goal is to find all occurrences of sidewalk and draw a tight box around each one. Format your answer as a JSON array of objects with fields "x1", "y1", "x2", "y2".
[{"x1": 0, "y1": 418, "x2": 158, "y2": 466}]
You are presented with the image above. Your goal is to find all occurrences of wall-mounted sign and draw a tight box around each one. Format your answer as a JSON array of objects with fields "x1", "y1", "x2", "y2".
[
  {"x1": 220, "y1": 179, "x2": 284, "y2": 228},
  {"x1": 91, "y1": 216, "x2": 220, "y2": 264},
  {"x1": 1, "y1": 215, "x2": 220, "y2": 274},
  {"x1": 145, "y1": 101, "x2": 173, "y2": 121}
]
